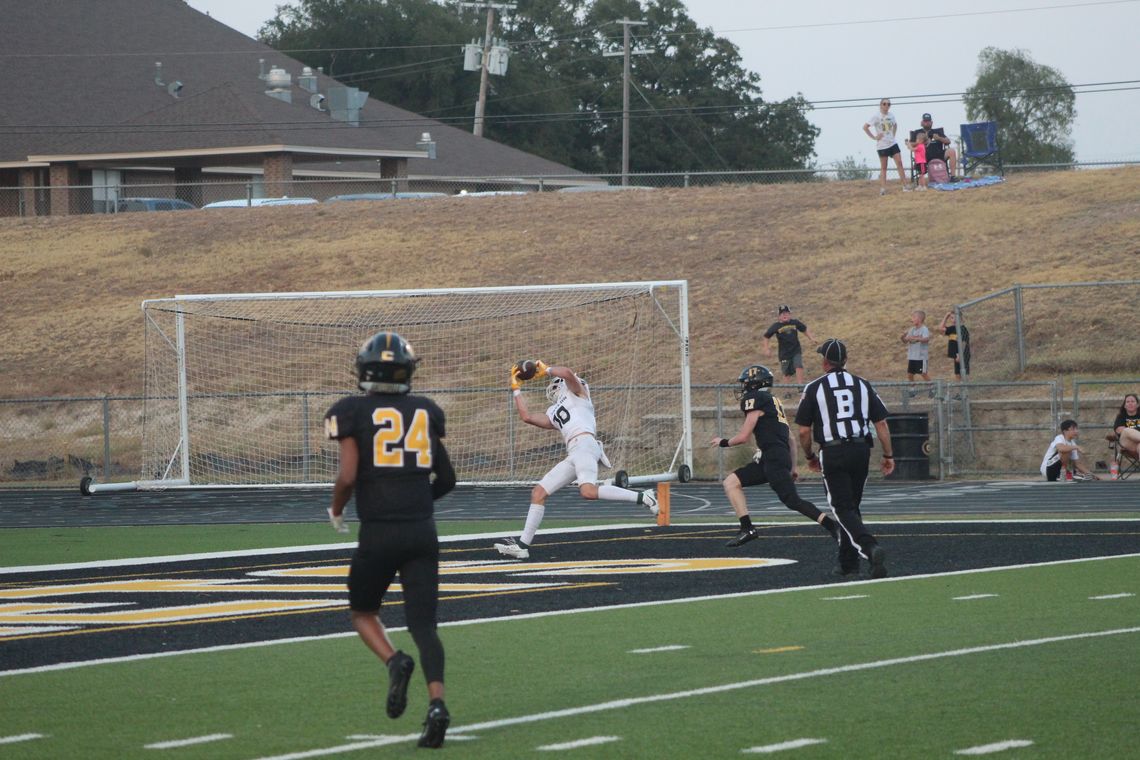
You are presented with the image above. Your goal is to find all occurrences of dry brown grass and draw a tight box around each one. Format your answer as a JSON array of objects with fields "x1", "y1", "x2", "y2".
[{"x1": 1, "y1": 168, "x2": 1137, "y2": 398}]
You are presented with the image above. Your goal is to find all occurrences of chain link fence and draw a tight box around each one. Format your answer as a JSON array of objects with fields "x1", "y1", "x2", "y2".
[
  {"x1": 3, "y1": 161, "x2": 1138, "y2": 216},
  {"x1": 0, "y1": 380, "x2": 1086, "y2": 488},
  {"x1": 957, "y1": 281, "x2": 1140, "y2": 382}
]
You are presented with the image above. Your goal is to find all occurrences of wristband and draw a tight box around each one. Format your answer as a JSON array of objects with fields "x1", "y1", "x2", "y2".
[
  {"x1": 882, "y1": 454, "x2": 894, "y2": 459},
  {"x1": 512, "y1": 389, "x2": 521, "y2": 397},
  {"x1": 719, "y1": 438, "x2": 730, "y2": 448}
]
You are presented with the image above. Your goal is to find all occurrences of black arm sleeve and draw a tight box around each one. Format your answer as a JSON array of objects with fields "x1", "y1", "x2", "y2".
[{"x1": 431, "y1": 440, "x2": 456, "y2": 500}]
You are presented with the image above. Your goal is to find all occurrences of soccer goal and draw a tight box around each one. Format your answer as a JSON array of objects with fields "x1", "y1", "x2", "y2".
[{"x1": 83, "y1": 281, "x2": 692, "y2": 493}]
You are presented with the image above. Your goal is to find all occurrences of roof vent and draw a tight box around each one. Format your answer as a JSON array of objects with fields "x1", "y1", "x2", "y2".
[
  {"x1": 154, "y1": 61, "x2": 164, "y2": 86},
  {"x1": 298, "y1": 66, "x2": 318, "y2": 93},
  {"x1": 265, "y1": 67, "x2": 293, "y2": 104},
  {"x1": 258, "y1": 58, "x2": 267, "y2": 80},
  {"x1": 327, "y1": 86, "x2": 368, "y2": 126}
]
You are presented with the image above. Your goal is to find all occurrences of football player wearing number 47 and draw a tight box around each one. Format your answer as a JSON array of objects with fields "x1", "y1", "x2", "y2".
[
  {"x1": 324, "y1": 332, "x2": 453, "y2": 748},
  {"x1": 494, "y1": 360, "x2": 659, "y2": 560}
]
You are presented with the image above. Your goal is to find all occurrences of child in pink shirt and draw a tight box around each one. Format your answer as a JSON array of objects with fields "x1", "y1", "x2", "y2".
[{"x1": 913, "y1": 131, "x2": 929, "y2": 190}]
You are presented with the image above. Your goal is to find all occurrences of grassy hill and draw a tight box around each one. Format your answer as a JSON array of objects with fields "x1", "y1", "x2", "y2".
[{"x1": 1, "y1": 168, "x2": 1137, "y2": 399}]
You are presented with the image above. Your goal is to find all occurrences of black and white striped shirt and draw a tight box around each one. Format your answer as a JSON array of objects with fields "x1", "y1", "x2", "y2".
[{"x1": 794, "y1": 370, "x2": 889, "y2": 444}]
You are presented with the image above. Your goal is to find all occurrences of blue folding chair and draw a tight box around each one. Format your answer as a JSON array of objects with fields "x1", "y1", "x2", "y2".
[{"x1": 959, "y1": 121, "x2": 1003, "y2": 177}]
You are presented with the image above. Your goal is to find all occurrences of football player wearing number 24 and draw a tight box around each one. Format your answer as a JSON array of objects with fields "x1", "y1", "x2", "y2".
[
  {"x1": 493, "y1": 360, "x2": 659, "y2": 560},
  {"x1": 323, "y1": 331, "x2": 454, "y2": 748}
]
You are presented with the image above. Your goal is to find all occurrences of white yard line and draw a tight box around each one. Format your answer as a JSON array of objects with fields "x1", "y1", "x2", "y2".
[
  {"x1": 248, "y1": 626, "x2": 1139, "y2": 759},
  {"x1": 4, "y1": 519, "x2": 1135, "y2": 575},
  {"x1": 4, "y1": 551, "x2": 1139, "y2": 678},
  {"x1": 742, "y1": 738, "x2": 828, "y2": 753},
  {"x1": 145, "y1": 733, "x2": 233, "y2": 749},
  {"x1": 954, "y1": 594, "x2": 1000, "y2": 600},
  {"x1": 0, "y1": 734, "x2": 46, "y2": 745},
  {"x1": 629, "y1": 645, "x2": 689, "y2": 654},
  {"x1": 537, "y1": 736, "x2": 621, "y2": 751},
  {"x1": 954, "y1": 739, "x2": 1035, "y2": 754},
  {"x1": 1089, "y1": 593, "x2": 1134, "y2": 600},
  {"x1": 821, "y1": 595, "x2": 868, "y2": 600}
]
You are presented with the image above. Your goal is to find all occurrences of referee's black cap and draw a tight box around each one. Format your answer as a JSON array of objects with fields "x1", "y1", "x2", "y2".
[{"x1": 817, "y1": 338, "x2": 848, "y2": 365}]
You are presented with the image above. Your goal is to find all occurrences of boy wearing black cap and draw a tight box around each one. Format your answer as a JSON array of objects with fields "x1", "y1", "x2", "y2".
[
  {"x1": 762, "y1": 305, "x2": 816, "y2": 388},
  {"x1": 906, "y1": 113, "x2": 959, "y2": 180}
]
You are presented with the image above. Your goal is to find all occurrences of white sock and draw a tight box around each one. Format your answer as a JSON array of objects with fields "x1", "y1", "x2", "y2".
[
  {"x1": 597, "y1": 485, "x2": 638, "y2": 502},
  {"x1": 520, "y1": 504, "x2": 545, "y2": 545}
]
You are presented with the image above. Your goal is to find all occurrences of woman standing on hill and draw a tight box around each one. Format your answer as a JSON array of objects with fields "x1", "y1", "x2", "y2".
[{"x1": 863, "y1": 98, "x2": 911, "y2": 196}]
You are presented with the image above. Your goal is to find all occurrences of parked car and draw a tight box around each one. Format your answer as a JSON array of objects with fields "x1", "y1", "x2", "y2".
[
  {"x1": 556, "y1": 184, "x2": 654, "y2": 193},
  {"x1": 201, "y1": 197, "x2": 318, "y2": 208},
  {"x1": 324, "y1": 192, "x2": 448, "y2": 202},
  {"x1": 115, "y1": 197, "x2": 196, "y2": 212}
]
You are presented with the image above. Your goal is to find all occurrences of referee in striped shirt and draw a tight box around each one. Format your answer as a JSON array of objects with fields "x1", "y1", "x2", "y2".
[{"x1": 794, "y1": 339, "x2": 894, "y2": 579}]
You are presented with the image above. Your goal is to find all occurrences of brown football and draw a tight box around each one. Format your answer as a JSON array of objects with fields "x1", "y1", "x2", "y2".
[{"x1": 515, "y1": 360, "x2": 538, "y2": 380}]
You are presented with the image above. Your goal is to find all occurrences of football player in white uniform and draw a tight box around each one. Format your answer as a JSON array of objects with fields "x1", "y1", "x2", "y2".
[{"x1": 494, "y1": 361, "x2": 658, "y2": 559}]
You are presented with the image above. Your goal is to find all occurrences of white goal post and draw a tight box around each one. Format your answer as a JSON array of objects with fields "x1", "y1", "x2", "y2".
[{"x1": 84, "y1": 281, "x2": 692, "y2": 493}]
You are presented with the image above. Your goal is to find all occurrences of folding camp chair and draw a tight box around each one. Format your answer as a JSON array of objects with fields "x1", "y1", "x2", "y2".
[
  {"x1": 1107, "y1": 432, "x2": 1140, "y2": 480},
  {"x1": 959, "y1": 121, "x2": 1003, "y2": 177}
]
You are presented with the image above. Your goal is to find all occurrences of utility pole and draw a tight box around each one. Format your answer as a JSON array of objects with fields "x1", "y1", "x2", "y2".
[
  {"x1": 603, "y1": 19, "x2": 649, "y2": 185},
  {"x1": 460, "y1": 2, "x2": 515, "y2": 137}
]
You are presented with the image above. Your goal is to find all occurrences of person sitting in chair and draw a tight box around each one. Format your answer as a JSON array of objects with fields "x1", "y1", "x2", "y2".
[
  {"x1": 906, "y1": 113, "x2": 958, "y2": 181},
  {"x1": 1112, "y1": 393, "x2": 1140, "y2": 461}
]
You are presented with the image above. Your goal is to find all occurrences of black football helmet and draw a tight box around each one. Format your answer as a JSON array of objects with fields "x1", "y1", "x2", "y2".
[
  {"x1": 735, "y1": 364, "x2": 774, "y2": 400},
  {"x1": 356, "y1": 331, "x2": 418, "y2": 393}
]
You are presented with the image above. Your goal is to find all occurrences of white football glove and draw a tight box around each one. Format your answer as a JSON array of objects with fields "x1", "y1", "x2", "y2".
[{"x1": 327, "y1": 507, "x2": 349, "y2": 534}]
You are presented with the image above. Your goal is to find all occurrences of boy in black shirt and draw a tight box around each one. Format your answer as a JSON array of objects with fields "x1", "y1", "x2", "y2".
[
  {"x1": 763, "y1": 305, "x2": 816, "y2": 388},
  {"x1": 325, "y1": 331, "x2": 455, "y2": 748}
]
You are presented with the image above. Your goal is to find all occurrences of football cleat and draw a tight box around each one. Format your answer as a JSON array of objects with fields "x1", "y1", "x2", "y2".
[
  {"x1": 417, "y1": 699, "x2": 450, "y2": 748},
  {"x1": 869, "y1": 545, "x2": 888, "y2": 579},
  {"x1": 1071, "y1": 471, "x2": 1096, "y2": 481},
  {"x1": 494, "y1": 537, "x2": 530, "y2": 559},
  {"x1": 385, "y1": 650, "x2": 415, "y2": 719},
  {"x1": 725, "y1": 527, "x2": 760, "y2": 548},
  {"x1": 639, "y1": 489, "x2": 659, "y2": 516}
]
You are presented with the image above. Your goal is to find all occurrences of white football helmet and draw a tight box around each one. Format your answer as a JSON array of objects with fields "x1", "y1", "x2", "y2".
[{"x1": 545, "y1": 376, "x2": 565, "y2": 404}]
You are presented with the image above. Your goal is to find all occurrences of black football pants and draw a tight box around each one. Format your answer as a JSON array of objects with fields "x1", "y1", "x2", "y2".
[{"x1": 818, "y1": 441, "x2": 878, "y2": 568}]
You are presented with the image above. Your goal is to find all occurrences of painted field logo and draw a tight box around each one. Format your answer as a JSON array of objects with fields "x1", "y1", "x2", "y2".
[{"x1": 0, "y1": 556, "x2": 793, "y2": 640}]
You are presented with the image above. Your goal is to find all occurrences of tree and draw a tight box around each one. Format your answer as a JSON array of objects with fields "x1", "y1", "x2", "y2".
[
  {"x1": 834, "y1": 155, "x2": 871, "y2": 182},
  {"x1": 963, "y1": 47, "x2": 1076, "y2": 165},
  {"x1": 260, "y1": 0, "x2": 819, "y2": 173}
]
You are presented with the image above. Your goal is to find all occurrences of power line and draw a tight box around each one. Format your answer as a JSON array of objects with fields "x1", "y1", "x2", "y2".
[
  {"x1": 1, "y1": 0, "x2": 1132, "y2": 58},
  {"x1": 1, "y1": 80, "x2": 1134, "y2": 136}
]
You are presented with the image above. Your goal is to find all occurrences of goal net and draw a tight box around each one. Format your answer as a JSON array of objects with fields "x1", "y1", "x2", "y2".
[{"x1": 98, "y1": 282, "x2": 691, "y2": 491}]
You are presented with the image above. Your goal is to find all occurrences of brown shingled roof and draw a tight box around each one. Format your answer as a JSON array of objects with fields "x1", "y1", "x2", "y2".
[{"x1": 1, "y1": 0, "x2": 584, "y2": 178}]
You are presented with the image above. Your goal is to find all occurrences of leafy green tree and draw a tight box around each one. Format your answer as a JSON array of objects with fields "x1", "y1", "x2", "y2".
[
  {"x1": 963, "y1": 47, "x2": 1076, "y2": 165},
  {"x1": 260, "y1": 0, "x2": 819, "y2": 172}
]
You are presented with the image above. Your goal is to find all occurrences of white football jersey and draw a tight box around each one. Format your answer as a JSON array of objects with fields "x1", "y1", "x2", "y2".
[{"x1": 545, "y1": 385, "x2": 597, "y2": 447}]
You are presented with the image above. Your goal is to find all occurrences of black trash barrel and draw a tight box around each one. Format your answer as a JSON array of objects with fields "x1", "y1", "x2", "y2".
[{"x1": 885, "y1": 412, "x2": 930, "y2": 480}]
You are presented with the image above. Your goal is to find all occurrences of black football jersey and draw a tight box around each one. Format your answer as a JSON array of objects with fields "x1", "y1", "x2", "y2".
[
  {"x1": 324, "y1": 392, "x2": 447, "y2": 522},
  {"x1": 739, "y1": 388, "x2": 791, "y2": 453}
]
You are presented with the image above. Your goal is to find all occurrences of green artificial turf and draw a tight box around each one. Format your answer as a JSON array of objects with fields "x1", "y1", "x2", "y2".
[{"x1": 2, "y1": 556, "x2": 1136, "y2": 758}]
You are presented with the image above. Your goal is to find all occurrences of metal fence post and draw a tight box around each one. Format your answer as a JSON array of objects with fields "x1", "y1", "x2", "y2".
[
  {"x1": 715, "y1": 386, "x2": 724, "y2": 481},
  {"x1": 1014, "y1": 285, "x2": 1026, "y2": 373},
  {"x1": 102, "y1": 395, "x2": 112, "y2": 480}
]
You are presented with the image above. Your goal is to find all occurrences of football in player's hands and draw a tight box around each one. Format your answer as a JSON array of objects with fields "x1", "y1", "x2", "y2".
[{"x1": 514, "y1": 360, "x2": 538, "y2": 381}]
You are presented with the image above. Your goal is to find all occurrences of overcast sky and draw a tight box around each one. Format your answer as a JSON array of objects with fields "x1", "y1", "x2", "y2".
[{"x1": 185, "y1": 0, "x2": 1139, "y2": 168}]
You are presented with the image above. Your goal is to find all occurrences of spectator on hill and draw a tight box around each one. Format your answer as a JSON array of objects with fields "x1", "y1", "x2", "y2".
[
  {"x1": 763, "y1": 305, "x2": 816, "y2": 389},
  {"x1": 863, "y1": 98, "x2": 911, "y2": 196},
  {"x1": 901, "y1": 310, "x2": 932, "y2": 382},
  {"x1": 912, "y1": 130, "x2": 929, "y2": 190},
  {"x1": 941, "y1": 311, "x2": 970, "y2": 382},
  {"x1": 905, "y1": 113, "x2": 959, "y2": 181}
]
